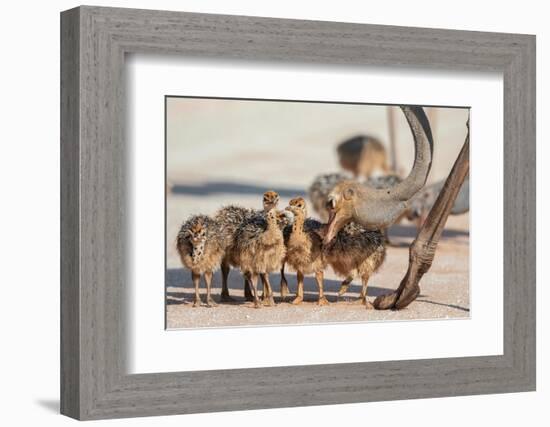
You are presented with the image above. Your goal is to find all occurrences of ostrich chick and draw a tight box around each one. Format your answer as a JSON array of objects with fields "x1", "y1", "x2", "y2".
[
  {"x1": 214, "y1": 205, "x2": 254, "y2": 302},
  {"x1": 230, "y1": 207, "x2": 286, "y2": 308},
  {"x1": 323, "y1": 222, "x2": 386, "y2": 309},
  {"x1": 215, "y1": 190, "x2": 281, "y2": 302},
  {"x1": 284, "y1": 197, "x2": 328, "y2": 306},
  {"x1": 176, "y1": 215, "x2": 225, "y2": 307}
]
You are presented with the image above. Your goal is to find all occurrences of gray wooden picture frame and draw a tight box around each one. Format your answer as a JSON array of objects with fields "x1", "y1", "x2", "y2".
[{"x1": 60, "y1": 5, "x2": 536, "y2": 421}]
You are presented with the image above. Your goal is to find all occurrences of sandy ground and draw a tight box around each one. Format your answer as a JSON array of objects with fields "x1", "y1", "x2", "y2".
[{"x1": 165, "y1": 99, "x2": 470, "y2": 329}]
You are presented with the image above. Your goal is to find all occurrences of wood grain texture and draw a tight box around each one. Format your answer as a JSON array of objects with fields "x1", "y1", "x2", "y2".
[
  {"x1": 60, "y1": 7, "x2": 80, "y2": 419},
  {"x1": 60, "y1": 6, "x2": 536, "y2": 420}
]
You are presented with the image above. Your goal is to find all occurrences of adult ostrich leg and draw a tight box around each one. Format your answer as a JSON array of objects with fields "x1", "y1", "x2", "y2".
[{"x1": 374, "y1": 124, "x2": 470, "y2": 309}]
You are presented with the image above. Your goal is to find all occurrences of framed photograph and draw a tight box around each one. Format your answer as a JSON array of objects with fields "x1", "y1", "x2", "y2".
[{"x1": 61, "y1": 6, "x2": 535, "y2": 420}]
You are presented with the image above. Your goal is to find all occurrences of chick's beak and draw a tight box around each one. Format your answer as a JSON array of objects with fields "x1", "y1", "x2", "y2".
[{"x1": 283, "y1": 210, "x2": 295, "y2": 223}]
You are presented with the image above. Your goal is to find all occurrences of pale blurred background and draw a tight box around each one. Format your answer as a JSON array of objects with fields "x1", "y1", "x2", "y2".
[{"x1": 167, "y1": 98, "x2": 469, "y2": 191}]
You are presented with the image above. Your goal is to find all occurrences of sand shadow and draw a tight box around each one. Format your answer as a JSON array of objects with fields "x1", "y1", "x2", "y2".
[
  {"x1": 170, "y1": 180, "x2": 305, "y2": 199},
  {"x1": 416, "y1": 298, "x2": 470, "y2": 313},
  {"x1": 166, "y1": 268, "x2": 389, "y2": 304},
  {"x1": 35, "y1": 399, "x2": 59, "y2": 413}
]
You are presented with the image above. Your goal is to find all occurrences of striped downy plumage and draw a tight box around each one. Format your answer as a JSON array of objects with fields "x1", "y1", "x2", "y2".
[
  {"x1": 284, "y1": 197, "x2": 328, "y2": 305},
  {"x1": 214, "y1": 191, "x2": 282, "y2": 302},
  {"x1": 323, "y1": 222, "x2": 386, "y2": 309},
  {"x1": 214, "y1": 204, "x2": 255, "y2": 301},
  {"x1": 276, "y1": 209, "x2": 295, "y2": 299},
  {"x1": 228, "y1": 207, "x2": 286, "y2": 308},
  {"x1": 176, "y1": 214, "x2": 225, "y2": 307}
]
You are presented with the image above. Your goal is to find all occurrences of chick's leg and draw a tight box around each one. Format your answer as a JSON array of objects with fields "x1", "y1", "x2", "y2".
[
  {"x1": 337, "y1": 275, "x2": 354, "y2": 297},
  {"x1": 220, "y1": 260, "x2": 235, "y2": 302},
  {"x1": 192, "y1": 271, "x2": 202, "y2": 307},
  {"x1": 204, "y1": 271, "x2": 217, "y2": 308},
  {"x1": 280, "y1": 264, "x2": 289, "y2": 298},
  {"x1": 292, "y1": 271, "x2": 304, "y2": 305},
  {"x1": 260, "y1": 273, "x2": 276, "y2": 307},
  {"x1": 315, "y1": 270, "x2": 329, "y2": 306}
]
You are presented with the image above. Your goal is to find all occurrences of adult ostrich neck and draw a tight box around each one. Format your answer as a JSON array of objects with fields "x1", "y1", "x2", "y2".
[
  {"x1": 391, "y1": 106, "x2": 433, "y2": 200},
  {"x1": 354, "y1": 106, "x2": 434, "y2": 229}
]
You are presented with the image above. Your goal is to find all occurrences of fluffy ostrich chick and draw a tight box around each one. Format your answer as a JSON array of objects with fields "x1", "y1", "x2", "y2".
[
  {"x1": 229, "y1": 207, "x2": 287, "y2": 308},
  {"x1": 176, "y1": 215, "x2": 225, "y2": 307},
  {"x1": 215, "y1": 190, "x2": 281, "y2": 302},
  {"x1": 284, "y1": 197, "x2": 329, "y2": 306},
  {"x1": 323, "y1": 222, "x2": 386, "y2": 309}
]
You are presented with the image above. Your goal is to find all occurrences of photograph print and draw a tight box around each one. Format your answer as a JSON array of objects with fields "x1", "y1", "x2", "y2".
[{"x1": 165, "y1": 97, "x2": 470, "y2": 329}]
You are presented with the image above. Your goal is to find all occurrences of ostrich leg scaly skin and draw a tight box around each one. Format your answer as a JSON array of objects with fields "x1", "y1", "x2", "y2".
[{"x1": 374, "y1": 125, "x2": 470, "y2": 310}]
